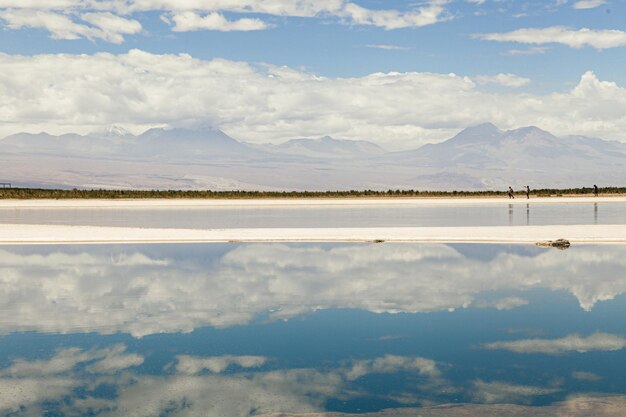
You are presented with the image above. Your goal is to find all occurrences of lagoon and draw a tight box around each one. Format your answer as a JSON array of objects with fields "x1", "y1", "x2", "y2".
[
  {"x1": 0, "y1": 200, "x2": 624, "y2": 229},
  {"x1": 1, "y1": 242, "x2": 626, "y2": 416}
]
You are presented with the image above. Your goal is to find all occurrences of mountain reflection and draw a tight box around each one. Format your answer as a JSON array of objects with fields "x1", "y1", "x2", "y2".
[{"x1": 1, "y1": 243, "x2": 626, "y2": 336}]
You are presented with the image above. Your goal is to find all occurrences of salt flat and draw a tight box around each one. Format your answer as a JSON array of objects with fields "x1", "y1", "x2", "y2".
[
  {"x1": 1, "y1": 196, "x2": 624, "y2": 244},
  {"x1": 1, "y1": 224, "x2": 625, "y2": 245}
]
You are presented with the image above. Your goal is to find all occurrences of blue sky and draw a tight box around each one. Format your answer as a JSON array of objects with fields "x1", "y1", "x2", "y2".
[{"x1": 1, "y1": 0, "x2": 625, "y2": 148}]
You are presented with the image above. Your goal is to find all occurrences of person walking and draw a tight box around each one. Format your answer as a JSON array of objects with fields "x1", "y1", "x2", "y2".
[
  {"x1": 525, "y1": 185, "x2": 530, "y2": 199},
  {"x1": 594, "y1": 184, "x2": 599, "y2": 197},
  {"x1": 508, "y1": 186, "x2": 515, "y2": 199}
]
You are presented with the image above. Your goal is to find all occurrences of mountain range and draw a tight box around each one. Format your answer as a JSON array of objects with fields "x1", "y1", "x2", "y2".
[{"x1": 1, "y1": 123, "x2": 625, "y2": 190}]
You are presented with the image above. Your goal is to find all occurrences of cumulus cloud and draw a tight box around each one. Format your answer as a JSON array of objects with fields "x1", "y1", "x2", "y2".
[
  {"x1": 176, "y1": 355, "x2": 267, "y2": 374},
  {"x1": 482, "y1": 332, "x2": 626, "y2": 354},
  {"x1": 475, "y1": 26, "x2": 626, "y2": 49},
  {"x1": 0, "y1": 0, "x2": 451, "y2": 39},
  {"x1": 0, "y1": 344, "x2": 143, "y2": 414},
  {"x1": 107, "y1": 354, "x2": 444, "y2": 416},
  {"x1": 170, "y1": 12, "x2": 270, "y2": 32},
  {"x1": 342, "y1": 0, "x2": 450, "y2": 30},
  {"x1": 475, "y1": 73, "x2": 531, "y2": 88},
  {"x1": 346, "y1": 355, "x2": 440, "y2": 380},
  {"x1": 472, "y1": 380, "x2": 560, "y2": 403},
  {"x1": 0, "y1": 8, "x2": 141, "y2": 43},
  {"x1": 1, "y1": 344, "x2": 144, "y2": 377},
  {"x1": 573, "y1": 0, "x2": 606, "y2": 9},
  {"x1": 0, "y1": 378, "x2": 77, "y2": 415},
  {"x1": 2, "y1": 50, "x2": 626, "y2": 148}
]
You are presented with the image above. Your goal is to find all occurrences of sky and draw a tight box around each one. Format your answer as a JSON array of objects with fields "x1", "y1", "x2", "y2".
[{"x1": 1, "y1": 0, "x2": 626, "y2": 150}]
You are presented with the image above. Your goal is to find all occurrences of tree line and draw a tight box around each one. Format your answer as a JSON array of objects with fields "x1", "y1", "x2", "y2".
[{"x1": 0, "y1": 187, "x2": 623, "y2": 199}]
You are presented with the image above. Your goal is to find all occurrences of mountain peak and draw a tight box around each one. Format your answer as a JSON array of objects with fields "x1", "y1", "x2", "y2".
[
  {"x1": 464, "y1": 122, "x2": 502, "y2": 134},
  {"x1": 504, "y1": 125, "x2": 555, "y2": 142},
  {"x1": 445, "y1": 123, "x2": 503, "y2": 146},
  {"x1": 93, "y1": 125, "x2": 132, "y2": 138}
]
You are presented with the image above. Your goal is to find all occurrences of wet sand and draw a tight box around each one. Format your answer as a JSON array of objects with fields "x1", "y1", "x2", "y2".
[{"x1": 0, "y1": 224, "x2": 625, "y2": 245}]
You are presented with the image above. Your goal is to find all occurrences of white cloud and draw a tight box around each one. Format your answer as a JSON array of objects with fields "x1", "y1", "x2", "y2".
[
  {"x1": 81, "y1": 11, "x2": 142, "y2": 41},
  {"x1": 0, "y1": 8, "x2": 141, "y2": 43},
  {"x1": 1, "y1": 344, "x2": 144, "y2": 377},
  {"x1": 571, "y1": 371, "x2": 601, "y2": 381},
  {"x1": 482, "y1": 332, "x2": 626, "y2": 354},
  {"x1": 0, "y1": 343, "x2": 143, "y2": 414},
  {"x1": 472, "y1": 380, "x2": 560, "y2": 403},
  {"x1": 473, "y1": 296, "x2": 529, "y2": 310},
  {"x1": 170, "y1": 11, "x2": 270, "y2": 32},
  {"x1": 0, "y1": 0, "x2": 452, "y2": 38},
  {"x1": 504, "y1": 46, "x2": 550, "y2": 55},
  {"x1": 3, "y1": 50, "x2": 626, "y2": 149},
  {"x1": 475, "y1": 26, "x2": 626, "y2": 49},
  {"x1": 0, "y1": 378, "x2": 77, "y2": 415},
  {"x1": 365, "y1": 44, "x2": 411, "y2": 51},
  {"x1": 108, "y1": 370, "x2": 344, "y2": 417},
  {"x1": 346, "y1": 355, "x2": 440, "y2": 380},
  {"x1": 475, "y1": 73, "x2": 531, "y2": 88},
  {"x1": 176, "y1": 355, "x2": 267, "y2": 374},
  {"x1": 342, "y1": 0, "x2": 451, "y2": 30},
  {"x1": 573, "y1": 0, "x2": 606, "y2": 9},
  {"x1": 2, "y1": 243, "x2": 626, "y2": 337}
]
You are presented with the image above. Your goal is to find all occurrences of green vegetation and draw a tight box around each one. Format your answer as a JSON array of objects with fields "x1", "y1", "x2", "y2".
[{"x1": 0, "y1": 187, "x2": 624, "y2": 199}]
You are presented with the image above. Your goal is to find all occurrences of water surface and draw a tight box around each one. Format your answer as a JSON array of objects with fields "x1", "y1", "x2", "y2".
[
  {"x1": 0, "y1": 201, "x2": 623, "y2": 228},
  {"x1": 0, "y1": 243, "x2": 625, "y2": 416}
]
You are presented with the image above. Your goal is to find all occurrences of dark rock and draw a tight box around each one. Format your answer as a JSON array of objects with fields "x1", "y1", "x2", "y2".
[{"x1": 536, "y1": 239, "x2": 571, "y2": 249}]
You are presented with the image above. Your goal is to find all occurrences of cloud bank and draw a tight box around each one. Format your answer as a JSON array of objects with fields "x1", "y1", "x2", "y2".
[
  {"x1": 1, "y1": 243, "x2": 626, "y2": 337},
  {"x1": 1, "y1": 50, "x2": 626, "y2": 149}
]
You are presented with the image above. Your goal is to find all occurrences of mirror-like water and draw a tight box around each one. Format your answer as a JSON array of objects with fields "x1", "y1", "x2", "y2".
[
  {"x1": 1, "y1": 243, "x2": 626, "y2": 416},
  {"x1": 0, "y1": 202, "x2": 623, "y2": 228}
]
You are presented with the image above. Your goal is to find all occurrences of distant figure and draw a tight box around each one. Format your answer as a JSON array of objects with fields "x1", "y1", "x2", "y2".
[
  {"x1": 594, "y1": 184, "x2": 599, "y2": 197},
  {"x1": 525, "y1": 185, "x2": 530, "y2": 199},
  {"x1": 508, "y1": 186, "x2": 515, "y2": 199}
]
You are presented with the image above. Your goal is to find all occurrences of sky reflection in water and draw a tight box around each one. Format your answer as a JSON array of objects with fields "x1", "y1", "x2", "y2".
[{"x1": 0, "y1": 243, "x2": 625, "y2": 416}]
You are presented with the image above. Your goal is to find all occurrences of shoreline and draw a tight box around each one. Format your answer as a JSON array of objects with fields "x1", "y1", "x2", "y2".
[
  {"x1": 1, "y1": 224, "x2": 625, "y2": 245},
  {"x1": 0, "y1": 195, "x2": 624, "y2": 208}
]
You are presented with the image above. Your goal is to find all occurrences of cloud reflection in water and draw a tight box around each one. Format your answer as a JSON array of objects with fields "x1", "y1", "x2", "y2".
[{"x1": 0, "y1": 243, "x2": 625, "y2": 336}]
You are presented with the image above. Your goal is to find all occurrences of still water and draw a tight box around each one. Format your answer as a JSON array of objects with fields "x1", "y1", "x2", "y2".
[
  {"x1": 1, "y1": 243, "x2": 625, "y2": 416},
  {"x1": 0, "y1": 202, "x2": 623, "y2": 228}
]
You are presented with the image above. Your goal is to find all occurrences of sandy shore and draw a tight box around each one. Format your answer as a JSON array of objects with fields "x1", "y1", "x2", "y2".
[
  {"x1": 1, "y1": 224, "x2": 625, "y2": 245},
  {"x1": 0, "y1": 196, "x2": 623, "y2": 209}
]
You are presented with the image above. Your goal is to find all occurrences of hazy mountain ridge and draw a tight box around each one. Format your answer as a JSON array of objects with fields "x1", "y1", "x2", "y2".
[
  {"x1": 1, "y1": 124, "x2": 626, "y2": 190},
  {"x1": 255, "y1": 136, "x2": 387, "y2": 159}
]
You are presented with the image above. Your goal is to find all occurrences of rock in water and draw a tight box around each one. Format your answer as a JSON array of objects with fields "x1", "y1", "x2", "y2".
[{"x1": 536, "y1": 239, "x2": 571, "y2": 249}]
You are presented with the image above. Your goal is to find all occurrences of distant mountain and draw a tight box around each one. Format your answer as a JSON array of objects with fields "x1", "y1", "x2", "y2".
[
  {"x1": 394, "y1": 124, "x2": 626, "y2": 169},
  {"x1": 387, "y1": 123, "x2": 626, "y2": 189},
  {"x1": 256, "y1": 136, "x2": 386, "y2": 158},
  {"x1": 1, "y1": 132, "x2": 121, "y2": 156},
  {"x1": 133, "y1": 127, "x2": 254, "y2": 159},
  {"x1": 1, "y1": 123, "x2": 626, "y2": 190},
  {"x1": 1, "y1": 126, "x2": 258, "y2": 161}
]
